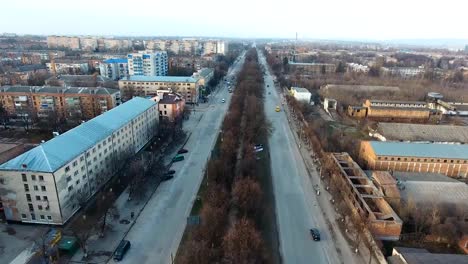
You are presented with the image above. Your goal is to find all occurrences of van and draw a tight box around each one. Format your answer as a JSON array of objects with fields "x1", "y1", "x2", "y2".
[
  {"x1": 114, "y1": 240, "x2": 131, "y2": 261},
  {"x1": 172, "y1": 154, "x2": 184, "y2": 162}
]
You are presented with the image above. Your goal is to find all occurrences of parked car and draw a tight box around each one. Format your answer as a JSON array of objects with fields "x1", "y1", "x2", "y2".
[
  {"x1": 172, "y1": 154, "x2": 184, "y2": 162},
  {"x1": 166, "y1": 170, "x2": 176, "y2": 175},
  {"x1": 221, "y1": 98, "x2": 226, "y2": 103},
  {"x1": 161, "y1": 175, "x2": 174, "y2": 181},
  {"x1": 275, "y1": 106, "x2": 281, "y2": 112},
  {"x1": 177, "y1": 148, "x2": 188, "y2": 154},
  {"x1": 310, "y1": 228, "x2": 321, "y2": 241},
  {"x1": 114, "y1": 240, "x2": 131, "y2": 261}
]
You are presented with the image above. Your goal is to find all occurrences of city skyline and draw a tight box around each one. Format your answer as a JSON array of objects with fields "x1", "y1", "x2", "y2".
[{"x1": 2, "y1": 0, "x2": 468, "y2": 40}]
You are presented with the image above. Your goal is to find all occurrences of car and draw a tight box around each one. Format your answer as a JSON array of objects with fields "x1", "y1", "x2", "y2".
[
  {"x1": 166, "y1": 170, "x2": 176, "y2": 175},
  {"x1": 172, "y1": 154, "x2": 184, "y2": 162},
  {"x1": 275, "y1": 106, "x2": 281, "y2": 112},
  {"x1": 161, "y1": 175, "x2": 174, "y2": 181},
  {"x1": 310, "y1": 228, "x2": 321, "y2": 241},
  {"x1": 221, "y1": 98, "x2": 226, "y2": 103},
  {"x1": 267, "y1": 84, "x2": 270, "y2": 87},
  {"x1": 228, "y1": 89, "x2": 233, "y2": 93},
  {"x1": 177, "y1": 148, "x2": 188, "y2": 154},
  {"x1": 114, "y1": 240, "x2": 131, "y2": 261}
]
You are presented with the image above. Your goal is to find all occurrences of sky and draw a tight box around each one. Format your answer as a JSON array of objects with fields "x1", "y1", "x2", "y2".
[{"x1": 1, "y1": 0, "x2": 468, "y2": 40}]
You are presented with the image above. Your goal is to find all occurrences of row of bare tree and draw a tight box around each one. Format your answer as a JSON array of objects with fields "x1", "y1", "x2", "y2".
[{"x1": 178, "y1": 49, "x2": 272, "y2": 263}]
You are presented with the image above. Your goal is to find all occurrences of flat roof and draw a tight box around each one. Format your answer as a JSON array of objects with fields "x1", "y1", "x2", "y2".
[
  {"x1": 121, "y1": 76, "x2": 197, "y2": 83},
  {"x1": 292, "y1": 87, "x2": 311, "y2": 93},
  {"x1": 0, "y1": 86, "x2": 119, "y2": 95},
  {"x1": 103, "y1": 58, "x2": 128, "y2": 64},
  {"x1": 0, "y1": 97, "x2": 156, "y2": 173},
  {"x1": 323, "y1": 84, "x2": 400, "y2": 92},
  {"x1": 289, "y1": 62, "x2": 335, "y2": 66},
  {"x1": 368, "y1": 141, "x2": 468, "y2": 160},
  {"x1": 377, "y1": 123, "x2": 468, "y2": 143}
]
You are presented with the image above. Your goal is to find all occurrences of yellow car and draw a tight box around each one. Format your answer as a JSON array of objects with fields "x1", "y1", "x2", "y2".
[{"x1": 275, "y1": 106, "x2": 281, "y2": 112}]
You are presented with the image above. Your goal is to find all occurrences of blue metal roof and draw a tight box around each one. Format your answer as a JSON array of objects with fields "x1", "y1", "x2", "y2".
[
  {"x1": 122, "y1": 76, "x2": 197, "y2": 83},
  {"x1": 369, "y1": 141, "x2": 468, "y2": 160},
  {"x1": 103, "y1": 58, "x2": 128, "y2": 64},
  {"x1": 0, "y1": 97, "x2": 156, "y2": 173}
]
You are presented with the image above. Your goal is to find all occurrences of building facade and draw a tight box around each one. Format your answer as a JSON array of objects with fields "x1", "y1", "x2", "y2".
[
  {"x1": 119, "y1": 76, "x2": 200, "y2": 104},
  {"x1": 46, "y1": 60, "x2": 89, "y2": 75},
  {"x1": 359, "y1": 141, "x2": 468, "y2": 178},
  {"x1": 99, "y1": 58, "x2": 129, "y2": 80},
  {"x1": 0, "y1": 86, "x2": 121, "y2": 122},
  {"x1": 127, "y1": 51, "x2": 168, "y2": 76},
  {"x1": 348, "y1": 99, "x2": 433, "y2": 122},
  {"x1": 191, "y1": 68, "x2": 214, "y2": 87},
  {"x1": 157, "y1": 93, "x2": 185, "y2": 122},
  {"x1": 290, "y1": 87, "x2": 312, "y2": 103},
  {"x1": 0, "y1": 97, "x2": 158, "y2": 224},
  {"x1": 289, "y1": 62, "x2": 336, "y2": 75},
  {"x1": 47, "y1": 36, "x2": 80, "y2": 50}
]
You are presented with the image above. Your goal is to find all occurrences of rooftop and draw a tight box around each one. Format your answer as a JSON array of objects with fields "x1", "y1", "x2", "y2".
[
  {"x1": 368, "y1": 99, "x2": 427, "y2": 105},
  {"x1": 377, "y1": 123, "x2": 468, "y2": 143},
  {"x1": 121, "y1": 76, "x2": 198, "y2": 83},
  {"x1": 0, "y1": 97, "x2": 155, "y2": 173},
  {"x1": 322, "y1": 84, "x2": 400, "y2": 93},
  {"x1": 389, "y1": 247, "x2": 468, "y2": 264},
  {"x1": 103, "y1": 58, "x2": 128, "y2": 64},
  {"x1": 0, "y1": 86, "x2": 119, "y2": 95},
  {"x1": 289, "y1": 62, "x2": 335, "y2": 66},
  {"x1": 292, "y1": 87, "x2": 311, "y2": 93},
  {"x1": 159, "y1": 94, "x2": 183, "y2": 104},
  {"x1": 368, "y1": 141, "x2": 468, "y2": 160}
]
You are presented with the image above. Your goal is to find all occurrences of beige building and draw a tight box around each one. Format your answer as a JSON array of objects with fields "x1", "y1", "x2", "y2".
[
  {"x1": 289, "y1": 62, "x2": 336, "y2": 75},
  {"x1": 119, "y1": 76, "x2": 200, "y2": 103},
  {"x1": 79, "y1": 38, "x2": 98, "y2": 51},
  {"x1": 47, "y1": 36, "x2": 81, "y2": 50},
  {"x1": 0, "y1": 86, "x2": 121, "y2": 122},
  {"x1": 0, "y1": 97, "x2": 158, "y2": 224}
]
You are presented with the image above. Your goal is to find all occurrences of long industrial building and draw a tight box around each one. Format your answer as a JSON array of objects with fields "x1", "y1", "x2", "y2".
[
  {"x1": 0, "y1": 97, "x2": 158, "y2": 224},
  {"x1": 359, "y1": 141, "x2": 468, "y2": 178}
]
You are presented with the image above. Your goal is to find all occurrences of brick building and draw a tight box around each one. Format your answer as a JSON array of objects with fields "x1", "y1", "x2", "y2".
[
  {"x1": 0, "y1": 86, "x2": 121, "y2": 122},
  {"x1": 348, "y1": 99, "x2": 433, "y2": 122},
  {"x1": 330, "y1": 152, "x2": 402, "y2": 240},
  {"x1": 359, "y1": 141, "x2": 468, "y2": 178}
]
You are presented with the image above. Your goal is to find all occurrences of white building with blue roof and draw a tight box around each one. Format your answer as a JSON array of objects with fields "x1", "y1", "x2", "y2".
[
  {"x1": 99, "y1": 58, "x2": 129, "y2": 80},
  {"x1": 0, "y1": 97, "x2": 158, "y2": 224},
  {"x1": 127, "y1": 51, "x2": 168, "y2": 77}
]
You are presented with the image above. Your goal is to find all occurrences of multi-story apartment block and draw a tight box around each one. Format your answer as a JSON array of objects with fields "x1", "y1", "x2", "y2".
[
  {"x1": 99, "y1": 58, "x2": 129, "y2": 80},
  {"x1": 127, "y1": 51, "x2": 168, "y2": 76},
  {"x1": 191, "y1": 68, "x2": 214, "y2": 87},
  {"x1": 359, "y1": 141, "x2": 468, "y2": 178},
  {"x1": 0, "y1": 97, "x2": 158, "y2": 224},
  {"x1": 0, "y1": 86, "x2": 121, "y2": 122},
  {"x1": 289, "y1": 62, "x2": 336, "y2": 75},
  {"x1": 46, "y1": 60, "x2": 89, "y2": 75},
  {"x1": 79, "y1": 38, "x2": 98, "y2": 51},
  {"x1": 119, "y1": 76, "x2": 199, "y2": 103},
  {"x1": 381, "y1": 67, "x2": 425, "y2": 78},
  {"x1": 47, "y1": 36, "x2": 81, "y2": 50}
]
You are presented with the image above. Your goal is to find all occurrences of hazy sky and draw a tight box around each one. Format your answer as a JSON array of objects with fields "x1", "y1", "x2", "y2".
[{"x1": 1, "y1": 0, "x2": 467, "y2": 40}]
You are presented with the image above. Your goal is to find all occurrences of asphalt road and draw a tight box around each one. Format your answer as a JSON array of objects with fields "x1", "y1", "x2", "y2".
[
  {"x1": 258, "y1": 50, "x2": 342, "y2": 264},
  {"x1": 111, "y1": 52, "x2": 246, "y2": 264}
]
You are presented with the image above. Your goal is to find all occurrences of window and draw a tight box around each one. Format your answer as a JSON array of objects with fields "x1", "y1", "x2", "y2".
[
  {"x1": 93, "y1": 157, "x2": 97, "y2": 162},
  {"x1": 47, "y1": 215, "x2": 52, "y2": 220},
  {"x1": 73, "y1": 161, "x2": 78, "y2": 166},
  {"x1": 68, "y1": 186, "x2": 73, "y2": 191},
  {"x1": 92, "y1": 148, "x2": 96, "y2": 153},
  {"x1": 41, "y1": 186, "x2": 46, "y2": 191},
  {"x1": 0, "y1": 178, "x2": 4, "y2": 185},
  {"x1": 35, "y1": 195, "x2": 40, "y2": 201},
  {"x1": 39, "y1": 175, "x2": 44, "y2": 181},
  {"x1": 31, "y1": 214, "x2": 36, "y2": 220},
  {"x1": 164, "y1": 105, "x2": 167, "y2": 109},
  {"x1": 98, "y1": 144, "x2": 101, "y2": 149},
  {"x1": 38, "y1": 205, "x2": 43, "y2": 210},
  {"x1": 28, "y1": 203, "x2": 34, "y2": 212},
  {"x1": 22, "y1": 174, "x2": 27, "y2": 182},
  {"x1": 24, "y1": 184, "x2": 30, "y2": 192},
  {"x1": 66, "y1": 176, "x2": 72, "y2": 182},
  {"x1": 40, "y1": 215, "x2": 45, "y2": 220},
  {"x1": 65, "y1": 166, "x2": 70, "y2": 172},
  {"x1": 21, "y1": 214, "x2": 27, "y2": 219},
  {"x1": 74, "y1": 171, "x2": 79, "y2": 176},
  {"x1": 81, "y1": 166, "x2": 85, "y2": 171},
  {"x1": 26, "y1": 194, "x2": 31, "y2": 202},
  {"x1": 76, "y1": 180, "x2": 80, "y2": 185},
  {"x1": 80, "y1": 156, "x2": 84, "y2": 162},
  {"x1": 43, "y1": 196, "x2": 48, "y2": 201},
  {"x1": 31, "y1": 175, "x2": 36, "y2": 181}
]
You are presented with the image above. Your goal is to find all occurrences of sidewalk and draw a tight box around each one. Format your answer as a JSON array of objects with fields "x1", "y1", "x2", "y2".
[{"x1": 280, "y1": 88, "x2": 374, "y2": 264}]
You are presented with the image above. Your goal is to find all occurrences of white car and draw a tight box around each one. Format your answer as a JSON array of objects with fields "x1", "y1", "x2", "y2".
[{"x1": 221, "y1": 98, "x2": 226, "y2": 103}]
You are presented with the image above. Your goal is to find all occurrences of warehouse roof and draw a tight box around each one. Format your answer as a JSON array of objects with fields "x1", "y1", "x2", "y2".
[
  {"x1": 0, "y1": 97, "x2": 156, "y2": 173},
  {"x1": 103, "y1": 58, "x2": 128, "y2": 64},
  {"x1": 369, "y1": 141, "x2": 468, "y2": 160},
  {"x1": 121, "y1": 76, "x2": 197, "y2": 83}
]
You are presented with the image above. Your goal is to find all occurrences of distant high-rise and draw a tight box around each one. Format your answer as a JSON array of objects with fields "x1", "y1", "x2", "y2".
[{"x1": 127, "y1": 51, "x2": 168, "y2": 76}]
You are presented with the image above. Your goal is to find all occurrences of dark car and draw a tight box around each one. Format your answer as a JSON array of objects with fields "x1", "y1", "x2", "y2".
[
  {"x1": 178, "y1": 148, "x2": 188, "y2": 154},
  {"x1": 310, "y1": 228, "x2": 321, "y2": 241},
  {"x1": 114, "y1": 240, "x2": 131, "y2": 261},
  {"x1": 166, "y1": 170, "x2": 176, "y2": 175},
  {"x1": 161, "y1": 175, "x2": 174, "y2": 181}
]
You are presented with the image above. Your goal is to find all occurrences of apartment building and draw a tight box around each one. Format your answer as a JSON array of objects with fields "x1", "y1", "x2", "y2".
[
  {"x1": 119, "y1": 76, "x2": 200, "y2": 103},
  {"x1": 99, "y1": 58, "x2": 129, "y2": 80},
  {"x1": 157, "y1": 93, "x2": 185, "y2": 122},
  {"x1": 47, "y1": 36, "x2": 80, "y2": 50},
  {"x1": 359, "y1": 141, "x2": 468, "y2": 178},
  {"x1": 79, "y1": 38, "x2": 98, "y2": 51},
  {"x1": 0, "y1": 86, "x2": 121, "y2": 121},
  {"x1": 45, "y1": 75, "x2": 116, "y2": 88},
  {"x1": 191, "y1": 68, "x2": 214, "y2": 86},
  {"x1": 127, "y1": 51, "x2": 168, "y2": 76},
  {"x1": 46, "y1": 60, "x2": 89, "y2": 75},
  {"x1": 289, "y1": 62, "x2": 336, "y2": 75},
  {"x1": 0, "y1": 97, "x2": 158, "y2": 224},
  {"x1": 330, "y1": 152, "x2": 402, "y2": 240}
]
